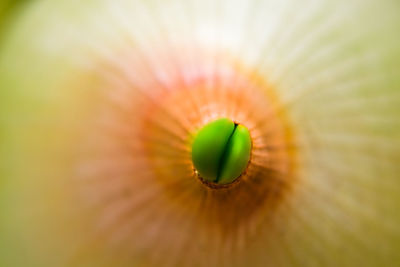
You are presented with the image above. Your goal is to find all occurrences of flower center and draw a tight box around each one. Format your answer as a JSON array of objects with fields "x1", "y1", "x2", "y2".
[{"x1": 191, "y1": 118, "x2": 252, "y2": 185}]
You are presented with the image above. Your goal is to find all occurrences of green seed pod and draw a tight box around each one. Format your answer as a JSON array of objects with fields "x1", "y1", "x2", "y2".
[{"x1": 191, "y1": 118, "x2": 252, "y2": 185}]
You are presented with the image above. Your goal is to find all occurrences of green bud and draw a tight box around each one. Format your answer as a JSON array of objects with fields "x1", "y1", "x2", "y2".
[{"x1": 191, "y1": 118, "x2": 252, "y2": 185}]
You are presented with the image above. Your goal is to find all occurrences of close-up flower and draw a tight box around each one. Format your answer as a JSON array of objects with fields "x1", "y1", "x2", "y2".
[{"x1": 0, "y1": 0, "x2": 400, "y2": 266}]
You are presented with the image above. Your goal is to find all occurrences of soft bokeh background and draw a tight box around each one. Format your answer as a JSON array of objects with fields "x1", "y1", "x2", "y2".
[{"x1": 1, "y1": 0, "x2": 400, "y2": 266}]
